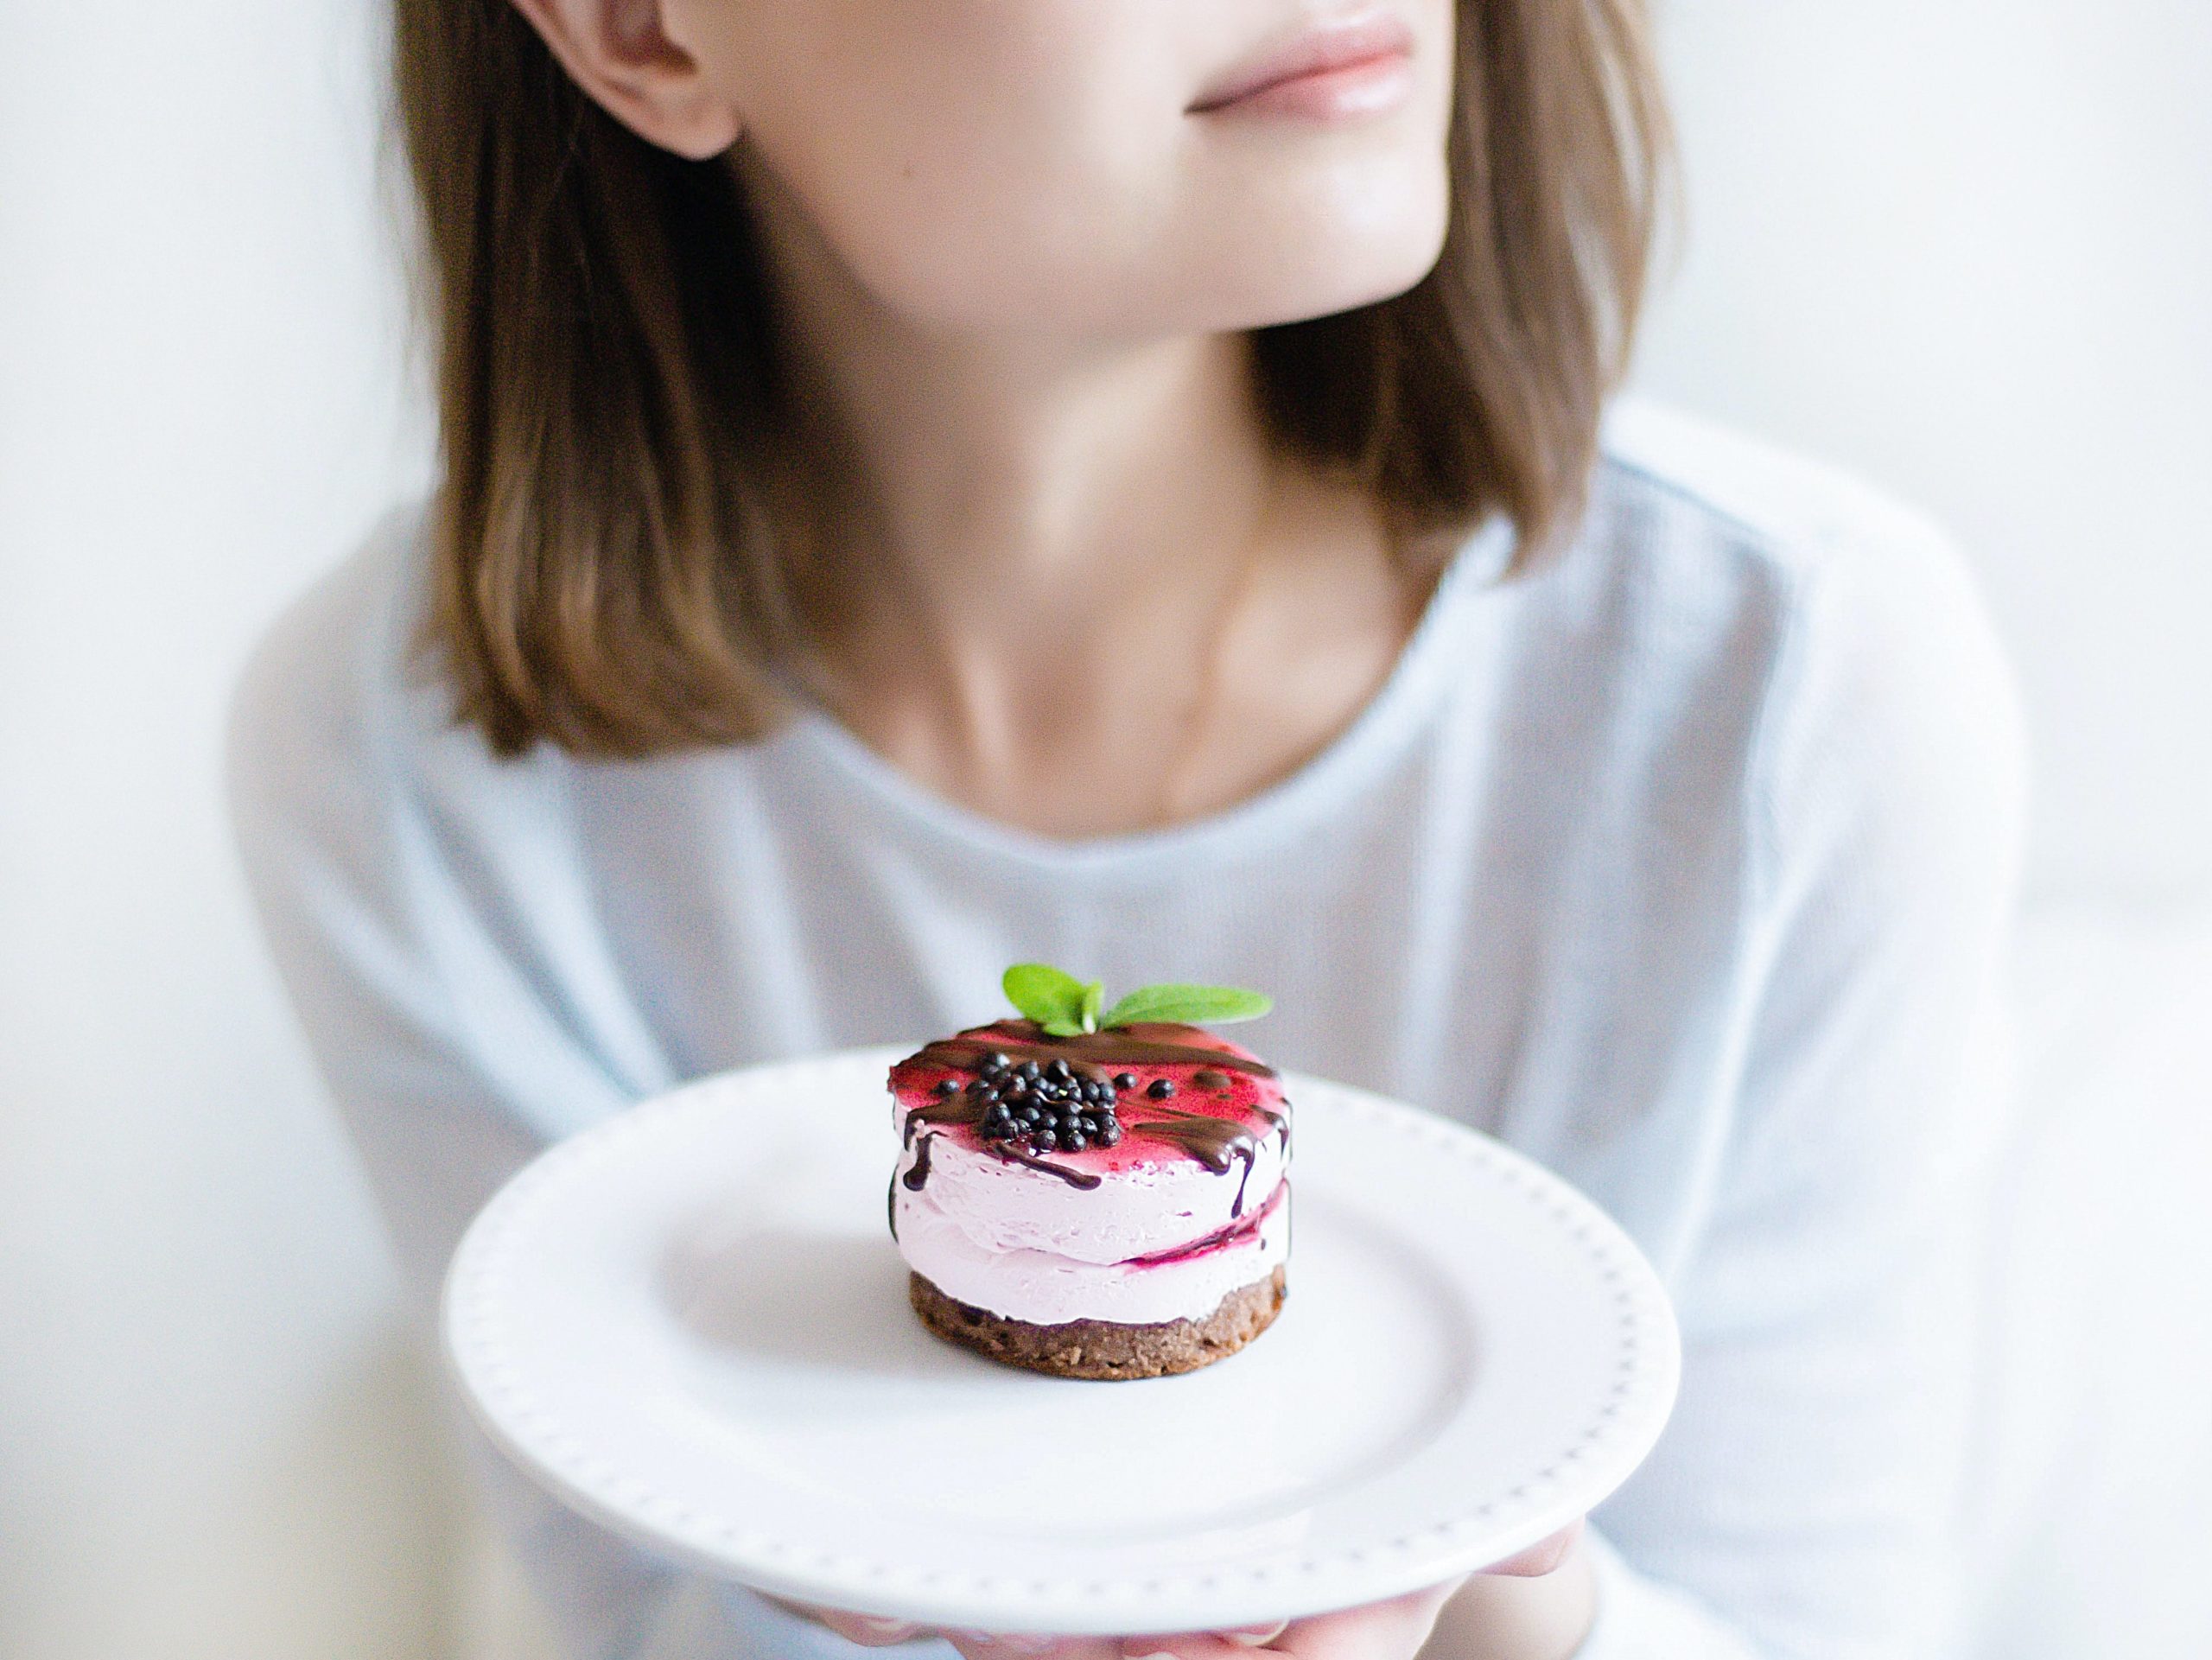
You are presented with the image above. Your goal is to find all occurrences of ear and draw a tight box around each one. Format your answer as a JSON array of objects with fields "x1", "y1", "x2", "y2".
[{"x1": 507, "y1": 0, "x2": 742, "y2": 160}]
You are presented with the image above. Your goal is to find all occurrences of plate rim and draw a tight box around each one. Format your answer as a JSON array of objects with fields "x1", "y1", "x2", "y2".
[{"x1": 441, "y1": 1046, "x2": 1680, "y2": 1633}]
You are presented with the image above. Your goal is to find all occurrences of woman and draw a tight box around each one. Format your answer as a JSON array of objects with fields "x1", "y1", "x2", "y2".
[{"x1": 228, "y1": 2, "x2": 2026, "y2": 1657}]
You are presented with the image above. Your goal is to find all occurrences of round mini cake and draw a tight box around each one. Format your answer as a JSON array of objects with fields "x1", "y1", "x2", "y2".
[{"x1": 887, "y1": 989, "x2": 1290, "y2": 1381}]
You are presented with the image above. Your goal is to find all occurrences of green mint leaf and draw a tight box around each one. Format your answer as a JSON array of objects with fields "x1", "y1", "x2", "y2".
[
  {"x1": 1100, "y1": 983, "x2": 1273, "y2": 1028},
  {"x1": 1002, "y1": 963, "x2": 1090, "y2": 1029},
  {"x1": 1040, "y1": 1015, "x2": 1086, "y2": 1038},
  {"x1": 1079, "y1": 981, "x2": 1104, "y2": 1033}
]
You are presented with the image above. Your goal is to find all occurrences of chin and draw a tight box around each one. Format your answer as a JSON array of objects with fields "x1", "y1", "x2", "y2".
[
  {"x1": 1267, "y1": 226, "x2": 1447, "y2": 324},
  {"x1": 1194, "y1": 154, "x2": 1451, "y2": 334},
  {"x1": 1219, "y1": 186, "x2": 1452, "y2": 331},
  {"x1": 854, "y1": 157, "x2": 1451, "y2": 342}
]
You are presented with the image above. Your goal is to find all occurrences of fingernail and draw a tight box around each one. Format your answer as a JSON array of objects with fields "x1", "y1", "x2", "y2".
[
  {"x1": 852, "y1": 1616, "x2": 921, "y2": 1640},
  {"x1": 994, "y1": 1638, "x2": 1058, "y2": 1655},
  {"x1": 1125, "y1": 1650, "x2": 1181, "y2": 1660},
  {"x1": 1227, "y1": 1624, "x2": 1289, "y2": 1647}
]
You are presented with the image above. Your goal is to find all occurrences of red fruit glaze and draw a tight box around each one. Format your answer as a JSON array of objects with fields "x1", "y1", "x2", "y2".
[{"x1": 887, "y1": 1018, "x2": 1290, "y2": 1181}]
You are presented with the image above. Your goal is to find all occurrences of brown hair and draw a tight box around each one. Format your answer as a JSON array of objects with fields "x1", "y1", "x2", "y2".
[{"x1": 395, "y1": 2, "x2": 1670, "y2": 758}]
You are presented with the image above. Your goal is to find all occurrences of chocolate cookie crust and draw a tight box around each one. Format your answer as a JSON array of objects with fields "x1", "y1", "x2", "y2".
[{"x1": 909, "y1": 1266, "x2": 1287, "y2": 1380}]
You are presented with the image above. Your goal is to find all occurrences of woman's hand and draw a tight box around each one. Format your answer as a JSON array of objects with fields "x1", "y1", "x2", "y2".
[
  {"x1": 1099, "y1": 1522, "x2": 1586, "y2": 1660},
  {"x1": 766, "y1": 1602, "x2": 1122, "y2": 1660},
  {"x1": 1111, "y1": 1575, "x2": 1470, "y2": 1660},
  {"x1": 785, "y1": 1520, "x2": 1590, "y2": 1660}
]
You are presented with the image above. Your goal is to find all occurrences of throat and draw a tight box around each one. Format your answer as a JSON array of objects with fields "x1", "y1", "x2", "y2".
[{"x1": 807, "y1": 474, "x2": 1420, "y2": 840}]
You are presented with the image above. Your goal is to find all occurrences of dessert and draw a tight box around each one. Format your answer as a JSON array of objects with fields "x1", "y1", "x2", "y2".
[{"x1": 887, "y1": 966, "x2": 1291, "y2": 1379}]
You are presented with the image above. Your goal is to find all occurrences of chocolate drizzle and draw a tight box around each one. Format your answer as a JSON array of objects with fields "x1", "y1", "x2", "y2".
[
  {"x1": 1129, "y1": 1105, "x2": 1263, "y2": 1216},
  {"x1": 901, "y1": 1094, "x2": 985, "y2": 1148},
  {"x1": 913, "y1": 1022, "x2": 1277, "y2": 1079},
  {"x1": 902, "y1": 1133, "x2": 938, "y2": 1191},
  {"x1": 896, "y1": 1075, "x2": 1102, "y2": 1188},
  {"x1": 987, "y1": 1141, "x2": 1102, "y2": 1190}
]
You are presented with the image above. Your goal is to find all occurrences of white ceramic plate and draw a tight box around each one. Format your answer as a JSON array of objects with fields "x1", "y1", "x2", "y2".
[{"x1": 442, "y1": 1047, "x2": 1679, "y2": 1635}]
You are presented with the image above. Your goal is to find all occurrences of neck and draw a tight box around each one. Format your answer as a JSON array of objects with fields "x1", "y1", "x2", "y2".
[
  {"x1": 737, "y1": 155, "x2": 1409, "y2": 835},
  {"x1": 742, "y1": 156, "x2": 1281, "y2": 669},
  {"x1": 810, "y1": 327, "x2": 1276, "y2": 646}
]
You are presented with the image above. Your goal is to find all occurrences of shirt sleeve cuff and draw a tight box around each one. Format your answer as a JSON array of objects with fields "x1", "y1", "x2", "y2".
[{"x1": 1573, "y1": 1525, "x2": 1766, "y2": 1660}]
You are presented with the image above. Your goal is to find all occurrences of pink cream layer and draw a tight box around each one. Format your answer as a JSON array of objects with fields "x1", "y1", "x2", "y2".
[{"x1": 895, "y1": 1180, "x2": 1290, "y2": 1327}]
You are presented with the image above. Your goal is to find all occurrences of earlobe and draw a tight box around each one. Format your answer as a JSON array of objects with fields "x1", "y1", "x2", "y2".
[{"x1": 506, "y1": 0, "x2": 743, "y2": 160}]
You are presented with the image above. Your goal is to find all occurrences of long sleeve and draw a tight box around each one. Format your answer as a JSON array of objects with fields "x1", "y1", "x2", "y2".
[
  {"x1": 1575, "y1": 516, "x2": 2029, "y2": 1657},
  {"x1": 224, "y1": 531, "x2": 837, "y2": 1660},
  {"x1": 224, "y1": 533, "x2": 637, "y2": 1337}
]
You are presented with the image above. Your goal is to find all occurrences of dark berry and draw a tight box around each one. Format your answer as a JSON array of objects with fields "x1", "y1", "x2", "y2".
[
  {"x1": 1114, "y1": 1073, "x2": 1137, "y2": 1090},
  {"x1": 987, "y1": 1052, "x2": 1011, "y2": 1069},
  {"x1": 1148, "y1": 1078, "x2": 1176, "y2": 1099},
  {"x1": 1061, "y1": 1131, "x2": 1087, "y2": 1153},
  {"x1": 1099, "y1": 1122, "x2": 1123, "y2": 1146},
  {"x1": 934, "y1": 1078, "x2": 959, "y2": 1097}
]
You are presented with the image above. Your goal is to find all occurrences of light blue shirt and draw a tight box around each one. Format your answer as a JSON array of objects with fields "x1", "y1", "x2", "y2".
[{"x1": 227, "y1": 404, "x2": 2027, "y2": 1659}]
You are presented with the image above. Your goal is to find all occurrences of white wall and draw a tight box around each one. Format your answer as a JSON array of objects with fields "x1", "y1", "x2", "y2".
[
  {"x1": 0, "y1": 4, "x2": 446, "y2": 1656},
  {"x1": 1636, "y1": 0, "x2": 2212, "y2": 902},
  {"x1": 1, "y1": 3, "x2": 2206, "y2": 1657}
]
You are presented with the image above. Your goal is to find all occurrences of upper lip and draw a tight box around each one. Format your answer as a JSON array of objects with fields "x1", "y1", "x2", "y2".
[{"x1": 1186, "y1": 10, "x2": 1416, "y2": 114}]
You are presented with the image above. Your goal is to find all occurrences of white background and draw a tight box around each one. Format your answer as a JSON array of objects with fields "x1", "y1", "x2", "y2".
[{"x1": 2, "y1": 3, "x2": 2207, "y2": 1656}]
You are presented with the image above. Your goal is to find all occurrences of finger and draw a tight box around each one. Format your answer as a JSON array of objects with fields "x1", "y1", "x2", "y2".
[
  {"x1": 1126, "y1": 1619, "x2": 1289, "y2": 1654},
  {"x1": 1123, "y1": 1579, "x2": 1465, "y2": 1660},
  {"x1": 1262, "y1": 1577, "x2": 1470, "y2": 1660},
  {"x1": 1478, "y1": 1519, "x2": 1585, "y2": 1579},
  {"x1": 800, "y1": 1606, "x2": 928, "y2": 1645},
  {"x1": 950, "y1": 1635, "x2": 1121, "y2": 1660},
  {"x1": 1223, "y1": 1620, "x2": 1291, "y2": 1647},
  {"x1": 1120, "y1": 1638, "x2": 1249, "y2": 1660}
]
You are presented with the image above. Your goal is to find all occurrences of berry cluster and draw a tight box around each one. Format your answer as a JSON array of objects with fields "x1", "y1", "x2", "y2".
[{"x1": 958, "y1": 1052, "x2": 1123, "y2": 1154}]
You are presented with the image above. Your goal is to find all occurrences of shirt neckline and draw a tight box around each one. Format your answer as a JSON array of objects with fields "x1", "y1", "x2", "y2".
[{"x1": 785, "y1": 514, "x2": 1516, "y2": 877}]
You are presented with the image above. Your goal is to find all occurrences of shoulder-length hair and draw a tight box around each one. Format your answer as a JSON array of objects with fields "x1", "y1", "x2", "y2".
[{"x1": 394, "y1": 1, "x2": 1670, "y2": 758}]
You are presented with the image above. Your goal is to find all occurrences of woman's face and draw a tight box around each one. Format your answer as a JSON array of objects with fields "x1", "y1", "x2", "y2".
[{"x1": 665, "y1": 0, "x2": 1458, "y2": 341}]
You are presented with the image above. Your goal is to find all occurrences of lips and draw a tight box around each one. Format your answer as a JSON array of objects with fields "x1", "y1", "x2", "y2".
[{"x1": 1187, "y1": 10, "x2": 1418, "y2": 118}]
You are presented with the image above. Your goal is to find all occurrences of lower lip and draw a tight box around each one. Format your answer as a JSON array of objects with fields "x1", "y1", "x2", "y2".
[{"x1": 1199, "y1": 51, "x2": 1416, "y2": 122}]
